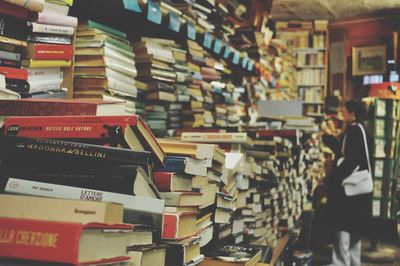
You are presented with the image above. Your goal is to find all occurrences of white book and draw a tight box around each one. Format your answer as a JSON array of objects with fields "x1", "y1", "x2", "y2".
[
  {"x1": 28, "y1": 67, "x2": 62, "y2": 81},
  {"x1": 28, "y1": 77, "x2": 63, "y2": 93},
  {"x1": 4, "y1": 178, "x2": 165, "y2": 237},
  {"x1": 104, "y1": 56, "x2": 137, "y2": 77},
  {"x1": 30, "y1": 22, "x2": 75, "y2": 35},
  {"x1": 42, "y1": 1, "x2": 69, "y2": 15},
  {"x1": 104, "y1": 46, "x2": 136, "y2": 67},
  {"x1": 107, "y1": 76, "x2": 138, "y2": 98}
]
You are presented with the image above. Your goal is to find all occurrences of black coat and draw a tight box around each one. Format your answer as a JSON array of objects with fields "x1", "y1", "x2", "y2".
[{"x1": 323, "y1": 122, "x2": 372, "y2": 234}]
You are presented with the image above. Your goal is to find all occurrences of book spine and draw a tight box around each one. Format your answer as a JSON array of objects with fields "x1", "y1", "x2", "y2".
[
  {"x1": 28, "y1": 78, "x2": 63, "y2": 93},
  {"x1": 162, "y1": 213, "x2": 178, "y2": 239},
  {"x1": 42, "y1": 1, "x2": 69, "y2": 15},
  {"x1": 0, "y1": 13, "x2": 28, "y2": 41},
  {"x1": 0, "y1": 50, "x2": 20, "y2": 61},
  {"x1": 37, "y1": 13, "x2": 78, "y2": 27},
  {"x1": 28, "y1": 67, "x2": 62, "y2": 81},
  {"x1": 0, "y1": 217, "x2": 81, "y2": 264},
  {"x1": 30, "y1": 22, "x2": 75, "y2": 36},
  {"x1": 3, "y1": 0, "x2": 44, "y2": 12},
  {"x1": 0, "y1": 66, "x2": 28, "y2": 80},
  {"x1": 6, "y1": 79, "x2": 30, "y2": 93},
  {"x1": 27, "y1": 34, "x2": 72, "y2": 45},
  {"x1": 0, "y1": 135, "x2": 150, "y2": 166},
  {"x1": 0, "y1": 0, "x2": 30, "y2": 19},
  {"x1": 0, "y1": 58, "x2": 20, "y2": 68},
  {"x1": 29, "y1": 44, "x2": 74, "y2": 60},
  {"x1": 153, "y1": 172, "x2": 173, "y2": 192},
  {"x1": 23, "y1": 59, "x2": 72, "y2": 68}
]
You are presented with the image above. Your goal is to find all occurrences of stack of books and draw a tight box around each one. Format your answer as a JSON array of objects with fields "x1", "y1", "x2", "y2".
[
  {"x1": 133, "y1": 38, "x2": 178, "y2": 136},
  {"x1": 23, "y1": 0, "x2": 76, "y2": 98},
  {"x1": 185, "y1": 40, "x2": 208, "y2": 128},
  {"x1": 75, "y1": 20, "x2": 137, "y2": 100}
]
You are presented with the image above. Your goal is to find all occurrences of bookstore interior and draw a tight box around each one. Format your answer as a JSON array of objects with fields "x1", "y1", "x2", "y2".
[{"x1": 0, "y1": 0, "x2": 400, "y2": 265}]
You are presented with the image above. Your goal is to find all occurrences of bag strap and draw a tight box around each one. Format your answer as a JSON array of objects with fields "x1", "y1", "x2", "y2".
[{"x1": 341, "y1": 123, "x2": 371, "y2": 173}]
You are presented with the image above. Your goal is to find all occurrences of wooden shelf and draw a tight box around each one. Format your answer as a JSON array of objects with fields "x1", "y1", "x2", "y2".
[
  {"x1": 302, "y1": 101, "x2": 324, "y2": 105},
  {"x1": 270, "y1": 234, "x2": 290, "y2": 265}
]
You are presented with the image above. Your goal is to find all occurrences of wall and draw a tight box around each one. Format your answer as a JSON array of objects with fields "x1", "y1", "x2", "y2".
[{"x1": 329, "y1": 15, "x2": 400, "y2": 100}]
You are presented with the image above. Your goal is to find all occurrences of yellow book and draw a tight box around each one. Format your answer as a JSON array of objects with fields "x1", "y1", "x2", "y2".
[
  {"x1": 22, "y1": 59, "x2": 72, "y2": 68},
  {"x1": 0, "y1": 36, "x2": 27, "y2": 47}
]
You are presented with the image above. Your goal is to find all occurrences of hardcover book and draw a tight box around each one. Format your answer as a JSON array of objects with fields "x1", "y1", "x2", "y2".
[{"x1": 0, "y1": 217, "x2": 132, "y2": 265}]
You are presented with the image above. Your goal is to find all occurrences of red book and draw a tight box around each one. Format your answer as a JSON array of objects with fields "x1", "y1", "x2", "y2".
[
  {"x1": 0, "y1": 66, "x2": 28, "y2": 80},
  {"x1": 3, "y1": 115, "x2": 166, "y2": 166},
  {"x1": 162, "y1": 212, "x2": 197, "y2": 240},
  {"x1": 255, "y1": 129, "x2": 298, "y2": 139},
  {"x1": 26, "y1": 43, "x2": 74, "y2": 60},
  {"x1": 0, "y1": 1, "x2": 30, "y2": 19},
  {"x1": 153, "y1": 171, "x2": 192, "y2": 192},
  {"x1": 0, "y1": 217, "x2": 132, "y2": 265},
  {"x1": 0, "y1": 98, "x2": 125, "y2": 116}
]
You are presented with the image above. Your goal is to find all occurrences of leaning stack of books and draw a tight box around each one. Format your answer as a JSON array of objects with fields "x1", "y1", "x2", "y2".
[
  {"x1": 0, "y1": 1, "x2": 30, "y2": 99},
  {"x1": 133, "y1": 38, "x2": 178, "y2": 136},
  {"x1": 75, "y1": 20, "x2": 137, "y2": 100},
  {"x1": 23, "y1": 0, "x2": 76, "y2": 98}
]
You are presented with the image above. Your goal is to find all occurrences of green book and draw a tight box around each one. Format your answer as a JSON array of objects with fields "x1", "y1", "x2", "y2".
[{"x1": 80, "y1": 20, "x2": 127, "y2": 39}]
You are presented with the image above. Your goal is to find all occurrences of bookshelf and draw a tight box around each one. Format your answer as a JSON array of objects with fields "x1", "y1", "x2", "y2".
[{"x1": 275, "y1": 20, "x2": 329, "y2": 117}]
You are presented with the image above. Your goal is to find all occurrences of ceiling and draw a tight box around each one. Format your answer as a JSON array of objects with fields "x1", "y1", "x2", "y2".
[{"x1": 271, "y1": 0, "x2": 400, "y2": 21}]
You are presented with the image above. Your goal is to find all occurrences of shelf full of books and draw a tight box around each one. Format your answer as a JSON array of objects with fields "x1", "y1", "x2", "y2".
[
  {"x1": 367, "y1": 98, "x2": 400, "y2": 220},
  {"x1": 275, "y1": 20, "x2": 329, "y2": 117}
]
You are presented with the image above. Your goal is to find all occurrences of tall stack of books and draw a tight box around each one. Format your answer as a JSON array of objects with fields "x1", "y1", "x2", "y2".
[
  {"x1": 133, "y1": 38, "x2": 178, "y2": 136},
  {"x1": 0, "y1": 1, "x2": 30, "y2": 100},
  {"x1": 75, "y1": 20, "x2": 137, "y2": 101},
  {"x1": 23, "y1": 0, "x2": 76, "y2": 98},
  {"x1": 185, "y1": 40, "x2": 207, "y2": 128}
]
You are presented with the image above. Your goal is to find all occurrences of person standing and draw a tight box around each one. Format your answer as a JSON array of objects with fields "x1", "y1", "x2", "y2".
[{"x1": 322, "y1": 100, "x2": 373, "y2": 266}]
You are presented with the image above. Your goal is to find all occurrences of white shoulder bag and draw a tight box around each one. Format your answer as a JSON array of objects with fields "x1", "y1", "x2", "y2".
[{"x1": 341, "y1": 123, "x2": 373, "y2": 196}]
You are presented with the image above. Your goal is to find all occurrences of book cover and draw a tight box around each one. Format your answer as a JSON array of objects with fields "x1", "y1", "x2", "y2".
[
  {"x1": 162, "y1": 212, "x2": 197, "y2": 240},
  {"x1": 0, "y1": 66, "x2": 28, "y2": 80},
  {"x1": 3, "y1": 115, "x2": 165, "y2": 166},
  {"x1": 29, "y1": 22, "x2": 75, "y2": 36},
  {"x1": 22, "y1": 59, "x2": 72, "y2": 68},
  {"x1": 35, "y1": 12, "x2": 78, "y2": 27},
  {"x1": 0, "y1": 0, "x2": 30, "y2": 19},
  {"x1": 0, "y1": 217, "x2": 132, "y2": 264},
  {"x1": 0, "y1": 194, "x2": 124, "y2": 224},
  {"x1": 3, "y1": 0, "x2": 44, "y2": 12},
  {"x1": 4, "y1": 178, "x2": 165, "y2": 240},
  {"x1": 26, "y1": 43, "x2": 74, "y2": 60}
]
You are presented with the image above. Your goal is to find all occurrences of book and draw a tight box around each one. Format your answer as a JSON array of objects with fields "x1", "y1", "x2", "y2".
[
  {"x1": 164, "y1": 237, "x2": 203, "y2": 265},
  {"x1": 0, "y1": 217, "x2": 132, "y2": 264},
  {"x1": 42, "y1": 1, "x2": 69, "y2": 15},
  {"x1": 32, "y1": 12, "x2": 78, "y2": 27},
  {"x1": 127, "y1": 244, "x2": 166, "y2": 266},
  {"x1": 22, "y1": 59, "x2": 72, "y2": 68},
  {"x1": 0, "y1": 0, "x2": 30, "y2": 19},
  {"x1": 25, "y1": 43, "x2": 74, "y2": 60},
  {"x1": 200, "y1": 244, "x2": 262, "y2": 266},
  {"x1": 3, "y1": 178, "x2": 164, "y2": 240},
  {"x1": 160, "y1": 191, "x2": 202, "y2": 207},
  {"x1": 159, "y1": 156, "x2": 208, "y2": 176},
  {"x1": 0, "y1": 36, "x2": 27, "y2": 47},
  {"x1": 0, "y1": 13, "x2": 28, "y2": 41},
  {"x1": 153, "y1": 171, "x2": 192, "y2": 192},
  {"x1": 181, "y1": 132, "x2": 253, "y2": 144},
  {"x1": 0, "y1": 194, "x2": 123, "y2": 224},
  {"x1": 3, "y1": 0, "x2": 44, "y2": 12},
  {"x1": 157, "y1": 139, "x2": 225, "y2": 164},
  {"x1": 0, "y1": 66, "x2": 28, "y2": 80},
  {"x1": 78, "y1": 20, "x2": 127, "y2": 39},
  {"x1": 162, "y1": 212, "x2": 197, "y2": 240},
  {"x1": 3, "y1": 115, "x2": 166, "y2": 166},
  {"x1": 0, "y1": 98, "x2": 126, "y2": 116},
  {"x1": 27, "y1": 34, "x2": 72, "y2": 45},
  {"x1": 28, "y1": 22, "x2": 75, "y2": 36}
]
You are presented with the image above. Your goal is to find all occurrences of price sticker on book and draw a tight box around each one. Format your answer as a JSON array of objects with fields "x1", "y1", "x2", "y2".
[
  {"x1": 232, "y1": 50, "x2": 240, "y2": 65},
  {"x1": 168, "y1": 13, "x2": 180, "y2": 32},
  {"x1": 242, "y1": 57, "x2": 249, "y2": 69},
  {"x1": 213, "y1": 38, "x2": 222, "y2": 54},
  {"x1": 122, "y1": 0, "x2": 142, "y2": 13},
  {"x1": 223, "y1": 45, "x2": 231, "y2": 59},
  {"x1": 187, "y1": 22, "x2": 196, "y2": 40},
  {"x1": 147, "y1": 0, "x2": 162, "y2": 24},
  {"x1": 247, "y1": 59, "x2": 254, "y2": 71},
  {"x1": 203, "y1": 32, "x2": 212, "y2": 49}
]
